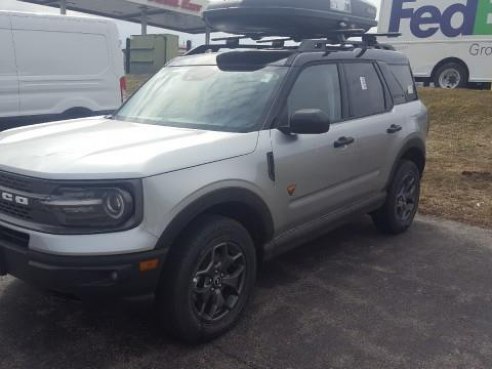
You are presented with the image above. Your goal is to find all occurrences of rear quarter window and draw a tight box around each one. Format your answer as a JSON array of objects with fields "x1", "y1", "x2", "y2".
[{"x1": 388, "y1": 64, "x2": 418, "y2": 104}]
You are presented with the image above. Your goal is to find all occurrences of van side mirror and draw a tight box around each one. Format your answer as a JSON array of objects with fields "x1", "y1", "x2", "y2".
[{"x1": 285, "y1": 109, "x2": 331, "y2": 135}]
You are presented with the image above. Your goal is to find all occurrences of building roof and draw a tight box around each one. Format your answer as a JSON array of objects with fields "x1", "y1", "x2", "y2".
[{"x1": 18, "y1": 0, "x2": 209, "y2": 33}]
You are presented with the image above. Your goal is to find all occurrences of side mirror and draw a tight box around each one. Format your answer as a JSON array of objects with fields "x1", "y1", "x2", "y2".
[{"x1": 284, "y1": 109, "x2": 331, "y2": 135}]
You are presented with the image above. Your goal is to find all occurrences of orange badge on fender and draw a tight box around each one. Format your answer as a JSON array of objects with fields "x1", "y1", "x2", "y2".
[{"x1": 287, "y1": 184, "x2": 297, "y2": 196}]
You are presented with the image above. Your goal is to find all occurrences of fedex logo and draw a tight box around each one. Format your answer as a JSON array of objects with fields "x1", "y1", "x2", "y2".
[{"x1": 389, "y1": 0, "x2": 492, "y2": 38}]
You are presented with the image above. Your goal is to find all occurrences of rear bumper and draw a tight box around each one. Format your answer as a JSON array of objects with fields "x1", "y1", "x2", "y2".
[{"x1": 0, "y1": 240, "x2": 167, "y2": 299}]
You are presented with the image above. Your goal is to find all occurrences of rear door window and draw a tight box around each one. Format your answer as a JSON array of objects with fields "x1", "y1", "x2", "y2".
[{"x1": 343, "y1": 62, "x2": 387, "y2": 118}]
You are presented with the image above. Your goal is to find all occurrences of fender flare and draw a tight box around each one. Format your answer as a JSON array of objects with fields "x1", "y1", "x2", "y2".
[
  {"x1": 386, "y1": 137, "x2": 426, "y2": 189},
  {"x1": 156, "y1": 187, "x2": 275, "y2": 250}
]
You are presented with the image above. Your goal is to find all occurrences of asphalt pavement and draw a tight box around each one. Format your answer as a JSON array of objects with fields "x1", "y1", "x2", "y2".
[{"x1": 0, "y1": 215, "x2": 491, "y2": 369}]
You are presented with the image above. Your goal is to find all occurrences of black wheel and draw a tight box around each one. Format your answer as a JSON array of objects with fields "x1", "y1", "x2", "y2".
[
  {"x1": 157, "y1": 215, "x2": 256, "y2": 343},
  {"x1": 62, "y1": 108, "x2": 93, "y2": 120},
  {"x1": 372, "y1": 160, "x2": 421, "y2": 235},
  {"x1": 433, "y1": 62, "x2": 468, "y2": 89}
]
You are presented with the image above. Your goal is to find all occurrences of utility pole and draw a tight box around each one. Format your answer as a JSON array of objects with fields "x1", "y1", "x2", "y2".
[
  {"x1": 141, "y1": 6, "x2": 148, "y2": 35},
  {"x1": 60, "y1": 0, "x2": 67, "y2": 14},
  {"x1": 205, "y1": 26, "x2": 211, "y2": 45}
]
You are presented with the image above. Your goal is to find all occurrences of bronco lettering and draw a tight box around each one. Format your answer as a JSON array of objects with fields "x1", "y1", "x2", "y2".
[{"x1": 0, "y1": 191, "x2": 29, "y2": 206}]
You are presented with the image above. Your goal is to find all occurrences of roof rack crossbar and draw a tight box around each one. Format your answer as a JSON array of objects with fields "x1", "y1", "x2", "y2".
[
  {"x1": 256, "y1": 37, "x2": 292, "y2": 48},
  {"x1": 187, "y1": 31, "x2": 402, "y2": 56},
  {"x1": 186, "y1": 43, "x2": 292, "y2": 55},
  {"x1": 298, "y1": 39, "x2": 354, "y2": 53}
]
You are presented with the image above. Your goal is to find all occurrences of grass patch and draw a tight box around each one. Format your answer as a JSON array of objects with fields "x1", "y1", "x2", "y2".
[
  {"x1": 126, "y1": 75, "x2": 491, "y2": 228},
  {"x1": 419, "y1": 88, "x2": 491, "y2": 228}
]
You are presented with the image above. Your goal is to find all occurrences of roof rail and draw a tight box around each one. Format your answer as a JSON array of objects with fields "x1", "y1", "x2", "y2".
[
  {"x1": 186, "y1": 30, "x2": 401, "y2": 56},
  {"x1": 186, "y1": 43, "x2": 294, "y2": 55}
]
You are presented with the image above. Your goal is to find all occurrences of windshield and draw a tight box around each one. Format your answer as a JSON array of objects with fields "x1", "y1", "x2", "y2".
[{"x1": 115, "y1": 66, "x2": 287, "y2": 132}]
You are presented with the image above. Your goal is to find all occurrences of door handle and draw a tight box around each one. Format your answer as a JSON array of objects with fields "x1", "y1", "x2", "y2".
[
  {"x1": 334, "y1": 136, "x2": 355, "y2": 148},
  {"x1": 387, "y1": 124, "x2": 403, "y2": 134}
]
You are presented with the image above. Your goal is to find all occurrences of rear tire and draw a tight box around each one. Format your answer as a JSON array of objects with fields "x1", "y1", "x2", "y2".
[
  {"x1": 433, "y1": 62, "x2": 468, "y2": 89},
  {"x1": 156, "y1": 215, "x2": 256, "y2": 343},
  {"x1": 372, "y1": 160, "x2": 421, "y2": 235},
  {"x1": 62, "y1": 108, "x2": 93, "y2": 120}
]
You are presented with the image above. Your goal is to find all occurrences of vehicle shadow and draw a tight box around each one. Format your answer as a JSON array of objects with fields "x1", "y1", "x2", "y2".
[{"x1": 0, "y1": 216, "x2": 386, "y2": 369}]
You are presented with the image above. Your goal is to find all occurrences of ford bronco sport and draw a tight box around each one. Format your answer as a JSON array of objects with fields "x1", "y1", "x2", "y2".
[{"x1": 0, "y1": 33, "x2": 428, "y2": 342}]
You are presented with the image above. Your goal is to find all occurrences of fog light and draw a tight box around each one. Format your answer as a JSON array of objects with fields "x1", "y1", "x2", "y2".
[{"x1": 110, "y1": 271, "x2": 119, "y2": 281}]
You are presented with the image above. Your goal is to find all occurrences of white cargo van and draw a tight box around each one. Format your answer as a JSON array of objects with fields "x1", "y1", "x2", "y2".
[
  {"x1": 0, "y1": 11, "x2": 126, "y2": 129},
  {"x1": 378, "y1": 0, "x2": 492, "y2": 89}
]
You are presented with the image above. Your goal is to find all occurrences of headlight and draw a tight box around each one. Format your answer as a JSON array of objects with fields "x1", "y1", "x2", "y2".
[{"x1": 41, "y1": 187, "x2": 135, "y2": 228}]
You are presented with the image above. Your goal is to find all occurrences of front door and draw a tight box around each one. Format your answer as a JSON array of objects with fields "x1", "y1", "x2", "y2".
[{"x1": 271, "y1": 63, "x2": 365, "y2": 232}]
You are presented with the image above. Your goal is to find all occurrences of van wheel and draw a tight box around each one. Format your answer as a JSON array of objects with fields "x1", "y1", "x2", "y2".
[
  {"x1": 371, "y1": 160, "x2": 421, "y2": 235},
  {"x1": 433, "y1": 62, "x2": 467, "y2": 89},
  {"x1": 156, "y1": 215, "x2": 256, "y2": 343},
  {"x1": 62, "y1": 108, "x2": 93, "y2": 119}
]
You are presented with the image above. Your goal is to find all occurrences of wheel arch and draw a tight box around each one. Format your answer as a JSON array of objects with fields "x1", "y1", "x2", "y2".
[
  {"x1": 62, "y1": 107, "x2": 94, "y2": 119},
  {"x1": 431, "y1": 57, "x2": 469, "y2": 83},
  {"x1": 387, "y1": 138, "x2": 426, "y2": 188},
  {"x1": 156, "y1": 188, "x2": 275, "y2": 261}
]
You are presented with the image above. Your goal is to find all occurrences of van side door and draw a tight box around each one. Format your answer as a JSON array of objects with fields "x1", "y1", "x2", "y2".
[{"x1": 0, "y1": 14, "x2": 19, "y2": 122}]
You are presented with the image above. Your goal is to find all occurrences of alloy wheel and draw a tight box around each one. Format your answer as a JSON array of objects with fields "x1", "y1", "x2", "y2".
[
  {"x1": 395, "y1": 173, "x2": 418, "y2": 223},
  {"x1": 191, "y1": 242, "x2": 246, "y2": 322}
]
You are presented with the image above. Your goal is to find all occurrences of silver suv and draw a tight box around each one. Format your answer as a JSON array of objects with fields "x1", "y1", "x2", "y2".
[{"x1": 0, "y1": 37, "x2": 428, "y2": 342}]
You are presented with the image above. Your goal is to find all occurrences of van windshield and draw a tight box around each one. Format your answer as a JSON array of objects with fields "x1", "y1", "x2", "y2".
[{"x1": 115, "y1": 66, "x2": 287, "y2": 132}]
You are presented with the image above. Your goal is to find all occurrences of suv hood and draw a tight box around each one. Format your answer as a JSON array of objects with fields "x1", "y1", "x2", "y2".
[{"x1": 0, "y1": 117, "x2": 259, "y2": 180}]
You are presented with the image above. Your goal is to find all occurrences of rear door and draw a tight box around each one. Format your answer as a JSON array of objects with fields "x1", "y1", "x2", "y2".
[
  {"x1": 341, "y1": 61, "x2": 397, "y2": 195},
  {"x1": 0, "y1": 14, "x2": 19, "y2": 120},
  {"x1": 376, "y1": 62, "x2": 421, "y2": 185}
]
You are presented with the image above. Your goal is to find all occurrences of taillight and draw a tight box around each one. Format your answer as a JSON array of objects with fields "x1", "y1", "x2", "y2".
[{"x1": 120, "y1": 76, "x2": 127, "y2": 102}]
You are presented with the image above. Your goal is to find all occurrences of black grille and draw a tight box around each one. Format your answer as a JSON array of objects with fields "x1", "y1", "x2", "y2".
[
  {"x1": 0, "y1": 172, "x2": 35, "y2": 193},
  {"x1": 0, "y1": 200, "x2": 32, "y2": 220},
  {"x1": 0, "y1": 224, "x2": 29, "y2": 248},
  {"x1": 0, "y1": 171, "x2": 40, "y2": 222}
]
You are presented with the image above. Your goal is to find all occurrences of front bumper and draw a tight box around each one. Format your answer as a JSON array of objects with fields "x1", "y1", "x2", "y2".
[{"x1": 0, "y1": 238, "x2": 167, "y2": 299}]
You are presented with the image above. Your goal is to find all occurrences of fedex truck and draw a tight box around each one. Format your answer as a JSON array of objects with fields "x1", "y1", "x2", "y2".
[{"x1": 378, "y1": 0, "x2": 492, "y2": 89}]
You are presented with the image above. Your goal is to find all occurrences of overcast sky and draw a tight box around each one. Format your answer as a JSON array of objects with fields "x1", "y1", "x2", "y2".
[{"x1": 1, "y1": 0, "x2": 381, "y2": 47}]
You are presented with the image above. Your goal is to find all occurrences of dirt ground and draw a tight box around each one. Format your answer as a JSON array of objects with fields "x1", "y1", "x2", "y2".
[{"x1": 1, "y1": 216, "x2": 491, "y2": 369}]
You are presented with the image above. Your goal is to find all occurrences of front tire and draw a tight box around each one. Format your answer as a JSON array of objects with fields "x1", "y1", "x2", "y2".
[
  {"x1": 372, "y1": 160, "x2": 421, "y2": 235},
  {"x1": 157, "y1": 215, "x2": 257, "y2": 343}
]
